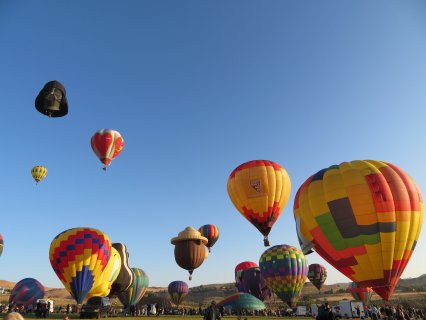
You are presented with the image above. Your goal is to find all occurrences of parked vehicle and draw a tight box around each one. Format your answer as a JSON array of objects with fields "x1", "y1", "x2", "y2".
[
  {"x1": 295, "y1": 306, "x2": 307, "y2": 316},
  {"x1": 80, "y1": 296, "x2": 111, "y2": 319},
  {"x1": 338, "y1": 300, "x2": 365, "y2": 318}
]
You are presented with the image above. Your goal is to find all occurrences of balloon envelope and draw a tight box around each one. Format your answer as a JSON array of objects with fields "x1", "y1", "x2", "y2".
[
  {"x1": 9, "y1": 278, "x2": 44, "y2": 307},
  {"x1": 49, "y1": 227, "x2": 112, "y2": 304},
  {"x1": 234, "y1": 261, "x2": 258, "y2": 292},
  {"x1": 86, "y1": 247, "x2": 122, "y2": 299},
  {"x1": 171, "y1": 227, "x2": 208, "y2": 280},
  {"x1": 347, "y1": 282, "x2": 373, "y2": 305},
  {"x1": 31, "y1": 166, "x2": 47, "y2": 183},
  {"x1": 91, "y1": 129, "x2": 124, "y2": 169},
  {"x1": 308, "y1": 264, "x2": 327, "y2": 291},
  {"x1": 198, "y1": 224, "x2": 219, "y2": 252},
  {"x1": 109, "y1": 243, "x2": 135, "y2": 297},
  {"x1": 218, "y1": 293, "x2": 266, "y2": 311},
  {"x1": 227, "y1": 160, "x2": 291, "y2": 246},
  {"x1": 0, "y1": 233, "x2": 3, "y2": 256},
  {"x1": 240, "y1": 267, "x2": 272, "y2": 301},
  {"x1": 168, "y1": 281, "x2": 189, "y2": 307},
  {"x1": 118, "y1": 268, "x2": 149, "y2": 307},
  {"x1": 35, "y1": 80, "x2": 68, "y2": 117},
  {"x1": 294, "y1": 160, "x2": 423, "y2": 300},
  {"x1": 259, "y1": 244, "x2": 308, "y2": 307}
]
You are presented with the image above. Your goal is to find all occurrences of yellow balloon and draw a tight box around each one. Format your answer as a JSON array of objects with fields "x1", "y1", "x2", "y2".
[
  {"x1": 49, "y1": 227, "x2": 112, "y2": 304},
  {"x1": 227, "y1": 160, "x2": 291, "y2": 245},
  {"x1": 31, "y1": 166, "x2": 47, "y2": 183},
  {"x1": 86, "y1": 247, "x2": 122, "y2": 299}
]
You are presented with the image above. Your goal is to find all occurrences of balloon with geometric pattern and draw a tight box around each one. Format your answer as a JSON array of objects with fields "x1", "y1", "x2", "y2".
[
  {"x1": 308, "y1": 264, "x2": 327, "y2": 292},
  {"x1": 259, "y1": 244, "x2": 308, "y2": 307},
  {"x1": 198, "y1": 224, "x2": 219, "y2": 252},
  {"x1": 118, "y1": 268, "x2": 149, "y2": 307},
  {"x1": 49, "y1": 227, "x2": 112, "y2": 304},
  {"x1": 227, "y1": 160, "x2": 291, "y2": 246},
  {"x1": 347, "y1": 282, "x2": 373, "y2": 305},
  {"x1": 294, "y1": 160, "x2": 424, "y2": 301},
  {"x1": 86, "y1": 246, "x2": 122, "y2": 300},
  {"x1": 168, "y1": 281, "x2": 189, "y2": 308},
  {"x1": 31, "y1": 166, "x2": 47, "y2": 184},
  {"x1": 91, "y1": 129, "x2": 124, "y2": 171},
  {"x1": 9, "y1": 278, "x2": 45, "y2": 308}
]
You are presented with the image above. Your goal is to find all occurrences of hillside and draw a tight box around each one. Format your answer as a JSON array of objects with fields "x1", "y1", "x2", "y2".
[{"x1": 1, "y1": 274, "x2": 425, "y2": 308}]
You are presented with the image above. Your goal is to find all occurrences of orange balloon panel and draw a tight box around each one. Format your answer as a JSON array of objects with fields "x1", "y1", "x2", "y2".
[
  {"x1": 227, "y1": 160, "x2": 291, "y2": 244},
  {"x1": 294, "y1": 160, "x2": 423, "y2": 300}
]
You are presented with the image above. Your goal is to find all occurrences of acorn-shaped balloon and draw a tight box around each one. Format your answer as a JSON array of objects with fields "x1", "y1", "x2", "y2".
[
  {"x1": 35, "y1": 80, "x2": 68, "y2": 117},
  {"x1": 171, "y1": 227, "x2": 208, "y2": 280}
]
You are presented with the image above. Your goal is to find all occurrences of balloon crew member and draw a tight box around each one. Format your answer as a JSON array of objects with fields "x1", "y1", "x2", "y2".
[{"x1": 204, "y1": 301, "x2": 220, "y2": 320}]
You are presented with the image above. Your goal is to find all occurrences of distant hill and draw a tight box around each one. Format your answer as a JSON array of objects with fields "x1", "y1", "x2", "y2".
[{"x1": 1, "y1": 274, "x2": 425, "y2": 307}]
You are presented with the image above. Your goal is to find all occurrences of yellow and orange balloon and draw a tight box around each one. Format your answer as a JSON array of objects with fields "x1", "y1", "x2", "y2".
[
  {"x1": 49, "y1": 227, "x2": 112, "y2": 304},
  {"x1": 294, "y1": 160, "x2": 423, "y2": 300},
  {"x1": 227, "y1": 160, "x2": 291, "y2": 246}
]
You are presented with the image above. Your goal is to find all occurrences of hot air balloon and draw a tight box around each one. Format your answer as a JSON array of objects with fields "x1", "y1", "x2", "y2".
[
  {"x1": 31, "y1": 166, "x2": 47, "y2": 184},
  {"x1": 293, "y1": 160, "x2": 423, "y2": 301},
  {"x1": 49, "y1": 227, "x2": 112, "y2": 304},
  {"x1": 91, "y1": 129, "x2": 124, "y2": 170},
  {"x1": 218, "y1": 293, "x2": 266, "y2": 312},
  {"x1": 308, "y1": 264, "x2": 327, "y2": 292},
  {"x1": 168, "y1": 281, "x2": 189, "y2": 308},
  {"x1": 171, "y1": 227, "x2": 208, "y2": 280},
  {"x1": 198, "y1": 224, "x2": 219, "y2": 252},
  {"x1": 259, "y1": 244, "x2": 308, "y2": 307},
  {"x1": 118, "y1": 268, "x2": 149, "y2": 307},
  {"x1": 35, "y1": 80, "x2": 68, "y2": 117},
  {"x1": 0, "y1": 233, "x2": 3, "y2": 256},
  {"x1": 240, "y1": 267, "x2": 271, "y2": 301},
  {"x1": 109, "y1": 243, "x2": 135, "y2": 297},
  {"x1": 234, "y1": 261, "x2": 258, "y2": 292},
  {"x1": 347, "y1": 282, "x2": 373, "y2": 305},
  {"x1": 86, "y1": 246, "x2": 122, "y2": 300},
  {"x1": 227, "y1": 160, "x2": 291, "y2": 246},
  {"x1": 9, "y1": 278, "x2": 45, "y2": 308}
]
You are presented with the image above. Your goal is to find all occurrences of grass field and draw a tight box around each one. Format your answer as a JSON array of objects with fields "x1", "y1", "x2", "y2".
[{"x1": 1, "y1": 316, "x2": 299, "y2": 320}]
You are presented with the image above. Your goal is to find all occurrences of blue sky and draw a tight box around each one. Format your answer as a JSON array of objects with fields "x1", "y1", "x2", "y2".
[{"x1": 0, "y1": 0, "x2": 425, "y2": 291}]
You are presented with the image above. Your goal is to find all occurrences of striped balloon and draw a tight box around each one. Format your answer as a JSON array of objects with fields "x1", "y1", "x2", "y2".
[
  {"x1": 9, "y1": 278, "x2": 44, "y2": 307},
  {"x1": 198, "y1": 224, "x2": 219, "y2": 252},
  {"x1": 168, "y1": 281, "x2": 189, "y2": 307},
  {"x1": 118, "y1": 268, "x2": 149, "y2": 307},
  {"x1": 0, "y1": 233, "x2": 3, "y2": 256},
  {"x1": 259, "y1": 245, "x2": 308, "y2": 307},
  {"x1": 49, "y1": 227, "x2": 112, "y2": 304}
]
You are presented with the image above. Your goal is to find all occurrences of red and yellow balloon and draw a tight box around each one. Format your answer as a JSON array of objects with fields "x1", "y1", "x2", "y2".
[
  {"x1": 227, "y1": 160, "x2": 291, "y2": 246},
  {"x1": 294, "y1": 160, "x2": 423, "y2": 300}
]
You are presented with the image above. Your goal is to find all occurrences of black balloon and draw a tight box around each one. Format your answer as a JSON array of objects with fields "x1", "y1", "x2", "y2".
[
  {"x1": 109, "y1": 243, "x2": 135, "y2": 296},
  {"x1": 35, "y1": 80, "x2": 68, "y2": 117}
]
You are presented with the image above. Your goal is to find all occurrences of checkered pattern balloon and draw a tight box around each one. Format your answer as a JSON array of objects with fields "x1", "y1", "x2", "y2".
[
  {"x1": 49, "y1": 227, "x2": 112, "y2": 304},
  {"x1": 294, "y1": 160, "x2": 423, "y2": 301},
  {"x1": 259, "y1": 245, "x2": 308, "y2": 307}
]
